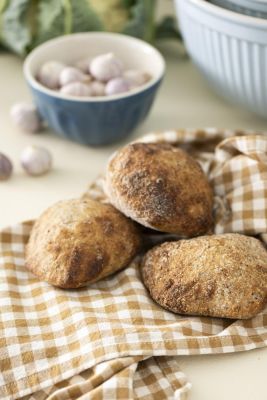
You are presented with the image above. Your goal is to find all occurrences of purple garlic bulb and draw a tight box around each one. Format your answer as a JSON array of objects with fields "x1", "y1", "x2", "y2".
[
  {"x1": 90, "y1": 53, "x2": 123, "y2": 82},
  {"x1": 0, "y1": 153, "x2": 13, "y2": 181},
  {"x1": 60, "y1": 82, "x2": 94, "y2": 97},
  {"x1": 37, "y1": 61, "x2": 65, "y2": 89},
  {"x1": 10, "y1": 103, "x2": 42, "y2": 133},
  {"x1": 59, "y1": 67, "x2": 90, "y2": 86},
  {"x1": 105, "y1": 77, "x2": 131, "y2": 96},
  {"x1": 21, "y1": 146, "x2": 52, "y2": 176}
]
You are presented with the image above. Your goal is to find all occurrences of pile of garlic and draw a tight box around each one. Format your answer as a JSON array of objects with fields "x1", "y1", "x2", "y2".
[
  {"x1": 0, "y1": 146, "x2": 52, "y2": 181},
  {"x1": 8, "y1": 105, "x2": 52, "y2": 178},
  {"x1": 37, "y1": 53, "x2": 151, "y2": 97}
]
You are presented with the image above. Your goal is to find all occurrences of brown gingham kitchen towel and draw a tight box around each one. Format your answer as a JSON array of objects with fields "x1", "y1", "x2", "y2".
[{"x1": 1, "y1": 129, "x2": 267, "y2": 400}]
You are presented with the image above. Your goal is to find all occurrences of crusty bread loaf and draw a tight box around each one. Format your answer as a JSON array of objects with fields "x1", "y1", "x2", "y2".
[
  {"x1": 105, "y1": 142, "x2": 213, "y2": 237},
  {"x1": 141, "y1": 233, "x2": 267, "y2": 319},
  {"x1": 26, "y1": 198, "x2": 141, "y2": 288}
]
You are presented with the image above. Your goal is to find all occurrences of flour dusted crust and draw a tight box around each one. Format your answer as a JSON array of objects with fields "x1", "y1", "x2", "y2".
[
  {"x1": 26, "y1": 198, "x2": 141, "y2": 288},
  {"x1": 141, "y1": 234, "x2": 267, "y2": 319},
  {"x1": 105, "y1": 142, "x2": 213, "y2": 237}
]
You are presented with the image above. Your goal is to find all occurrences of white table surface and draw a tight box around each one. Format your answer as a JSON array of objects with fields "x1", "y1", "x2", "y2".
[{"x1": 1, "y1": 15, "x2": 267, "y2": 400}]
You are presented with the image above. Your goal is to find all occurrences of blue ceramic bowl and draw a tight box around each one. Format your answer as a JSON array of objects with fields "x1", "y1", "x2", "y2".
[{"x1": 23, "y1": 33, "x2": 165, "y2": 146}]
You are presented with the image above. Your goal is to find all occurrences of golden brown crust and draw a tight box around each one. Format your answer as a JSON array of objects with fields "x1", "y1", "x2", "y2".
[
  {"x1": 26, "y1": 198, "x2": 141, "y2": 288},
  {"x1": 105, "y1": 142, "x2": 213, "y2": 237},
  {"x1": 141, "y1": 234, "x2": 267, "y2": 319}
]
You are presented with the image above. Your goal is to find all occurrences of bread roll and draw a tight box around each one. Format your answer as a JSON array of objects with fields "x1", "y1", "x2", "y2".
[
  {"x1": 26, "y1": 198, "x2": 141, "y2": 288},
  {"x1": 105, "y1": 142, "x2": 213, "y2": 237},
  {"x1": 141, "y1": 234, "x2": 267, "y2": 319}
]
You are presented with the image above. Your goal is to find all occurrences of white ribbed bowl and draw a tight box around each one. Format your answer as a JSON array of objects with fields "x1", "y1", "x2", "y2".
[
  {"x1": 175, "y1": 0, "x2": 267, "y2": 118},
  {"x1": 211, "y1": 0, "x2": 267, "y2": 18}
]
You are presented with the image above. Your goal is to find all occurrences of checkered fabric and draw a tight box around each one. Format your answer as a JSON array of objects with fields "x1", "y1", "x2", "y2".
[{"x1": 1, "y1": 129, "x2": 267, "y2": 400}]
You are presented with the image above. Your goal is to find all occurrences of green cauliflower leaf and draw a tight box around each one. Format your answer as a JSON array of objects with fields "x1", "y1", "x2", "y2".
[
  {"x1": 1, "y1": 0, "x2": 34, "y2": 55},
  {"x1": 33, "y1": 0, "x2": 65, "y2": 47},
  {"x1": 122, "y1": 0, "x2": 155, "y2": 42},
  {"x1": 0, "y1": 0, "x2": 181, "y2": 57},
  {"x1": 69, "y1": 0, "x2": 103, "y2": 33},
  {"x1": 88, "y1": 0, "x2": 130, "y2": 33}
]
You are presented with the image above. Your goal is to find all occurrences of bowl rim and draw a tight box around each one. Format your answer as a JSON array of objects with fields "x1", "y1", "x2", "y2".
[
  {"x1": 214, "y1": 0, "x2": 267, "y2": 12},
  {"x1": 23, "y1": 32, "x2": 165, "y2": 103},
  {"x1": 231, "y1": 0, "x2": 267, "y2": 5},
  {"x1": 184, "y1": 0, "x2": 267, "y2": 25}
]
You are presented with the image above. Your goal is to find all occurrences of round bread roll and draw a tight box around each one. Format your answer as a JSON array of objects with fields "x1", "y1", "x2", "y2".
[
  {"x1": 26, "y1": 198, "x2": 141, "y2": 288},
  {"x1": 141, "y1": 234, "x2": 267, "y2": 319},
  {"x1": 105, "y1": 142, "x2": 213, "y2": 237}
]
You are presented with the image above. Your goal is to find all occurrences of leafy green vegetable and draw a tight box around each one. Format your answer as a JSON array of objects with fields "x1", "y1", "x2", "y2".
[
  {"x1": 1, "y1": 0, "x2": 33, "y2": 55},
  {"x1": 155, "y1": 16, "x2": 182, "y2": 41},
  {"x1": 122, "y1": 0, "x2": 155, "y2": 42},
  {"x1": 33, "y1": 0, "x2": 65, "y2": 47},
  {"x1": 70, "y1": 0, "x2": 103, "y2": 34},
  {"x1": 0, "y1": 0, "x2": 182, "y2": 56},
  {"x1": 88, "y1": 0, "x2": 130, "y2": 33}
]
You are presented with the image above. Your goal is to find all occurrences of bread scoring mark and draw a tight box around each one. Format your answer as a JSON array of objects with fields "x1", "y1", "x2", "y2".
[
  {"x1": 86, "y1": 252, "x2": 107, "y2": 280},
  {"x1": 61, "y1": 246, "x2": 83, "y2": 286},
  {"x1": 70, "y1": 247, "x2": 82, "y2": 269},
  {"x1": 67, "y1": 246, "x2": 107, "y2": 285}
]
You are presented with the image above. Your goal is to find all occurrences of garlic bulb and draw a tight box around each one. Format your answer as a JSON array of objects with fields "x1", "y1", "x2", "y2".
[
  {"x1": 74, "y1": 57, "x2": 91, "y2": 73},
  {"x1": 38, "y1": 61, "x2": 65, "y2": 89},
  {"x1": 90, "y1": 81, "x2": 106, "y2": 96},
  {"x1": 90, "y1": 53, "x2": 123, "y2": 82},
  {"x1": 0, "y1": 153, "x2": 13, "y2": 181},
  {"x1": 21, "y1": 146, "x2": 52, "y2": 176},
  {"x1": 60, "y1": 82, "x2": 93, "y2": 97},
  {"x1": 10, "y1": 103, "x2": 42, "y2": 133},
  {"x1": 124, "y1": 70, "x2": 151, "y2": 88},
  {"x1": 59, "y1": 67, "x2": 90, "y2": 86},
  {"x1": 105, "y1": 77, "x2": 131, "y2": 96}
]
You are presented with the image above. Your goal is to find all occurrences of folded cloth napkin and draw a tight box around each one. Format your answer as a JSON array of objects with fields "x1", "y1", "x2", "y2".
[{"x1": 1, "y1": 129, "x2": 267, "y2": 400}]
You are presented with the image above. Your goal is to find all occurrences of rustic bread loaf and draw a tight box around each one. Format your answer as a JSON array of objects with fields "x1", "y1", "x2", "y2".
[
  {"x1": 141, "y1": 233, "x2": 267, "y2": 319},
  {"x1": 105, "y1": 142, "x2": 213, "y2": 237},
  {"x1": 26, "y1": 198, "x2": 141, "y2": 288}
]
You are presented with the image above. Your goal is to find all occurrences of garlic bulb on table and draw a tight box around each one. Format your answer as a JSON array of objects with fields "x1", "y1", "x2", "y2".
[
  {"x1": 90, "y1": 53, "x2": 123, "y2": 82},
  {"x1": 0, "y1": 153, "x2": 13, "y2": 181},
  {"x1": 20, "y1": 146, "x2": 52, "y2": 176},
  {"x1": 10, "y1": 103, "x2": 42, "y2": 133}
]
